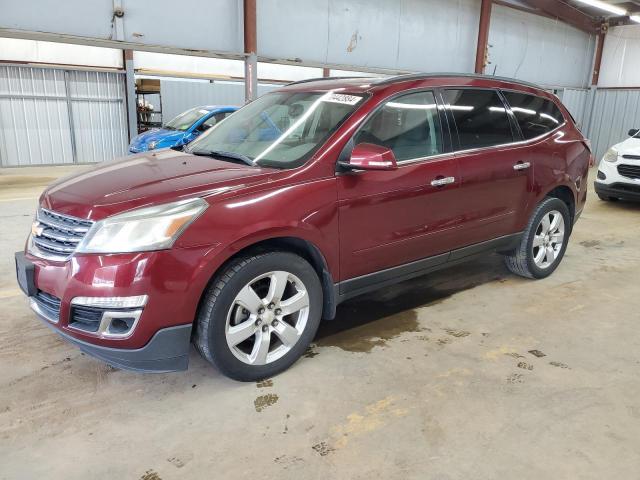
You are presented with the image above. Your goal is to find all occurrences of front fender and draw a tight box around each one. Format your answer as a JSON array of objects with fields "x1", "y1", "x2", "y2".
[{"x1": 177, "y1": 176, "x2": 340, "y2": 286}]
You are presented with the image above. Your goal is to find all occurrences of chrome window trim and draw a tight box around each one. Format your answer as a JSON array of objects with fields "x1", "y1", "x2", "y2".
[
  {"x1": 450, "y1": 123, "x2": 567, "y2": 156},
  {"x1": 395, "y1": 152, "x2": 454, "y2": 166}
]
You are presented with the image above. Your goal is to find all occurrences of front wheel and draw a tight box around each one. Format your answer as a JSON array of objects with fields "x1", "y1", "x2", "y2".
[
  {"x1": 194, "y1": 252, "x2": 323, "y2": 381},
  {"x1": 504, "y1": 197, "x2": 571, "y2": 279}
]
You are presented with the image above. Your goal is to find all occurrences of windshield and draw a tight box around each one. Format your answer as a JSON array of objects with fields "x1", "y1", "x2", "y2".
[
  {"x1": 185, "y1": 91, "x2": 365, "y2": 169},
  {"x1": 165, "y1": 107, "x2": 211, "y2": 131}
]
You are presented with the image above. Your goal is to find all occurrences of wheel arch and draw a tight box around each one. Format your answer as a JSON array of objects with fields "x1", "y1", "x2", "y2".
[
  {"x1": 195, "y1": 235, "x2": 338, "y2": 325},
  {"x1": 544, "y1": 184, "x2": 576, "y2": 227}
]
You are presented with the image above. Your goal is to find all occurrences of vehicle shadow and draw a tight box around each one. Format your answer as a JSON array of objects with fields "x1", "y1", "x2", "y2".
[{"x1": 314, "y1": 253, "x2": 510, "y2": 350}]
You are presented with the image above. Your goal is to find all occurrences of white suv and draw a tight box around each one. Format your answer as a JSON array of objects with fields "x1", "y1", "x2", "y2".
[{"x1": 595, "y1": 129, "x2": 640, "y2": 202}]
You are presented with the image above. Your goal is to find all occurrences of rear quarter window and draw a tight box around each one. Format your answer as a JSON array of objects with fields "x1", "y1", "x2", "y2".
[{"x1": 502, "y1": 92, "x2": 565, "y2": 140}]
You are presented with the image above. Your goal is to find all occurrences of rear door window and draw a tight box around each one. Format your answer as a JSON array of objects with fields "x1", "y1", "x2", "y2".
[
  {"x1": 444, "y1": 89, "x2": 513, "y2": 150},
  {"x1": 502, "y1": 92, "x2": 565, "y2": 139},
  {"x1": 354, "y1": 90, "x2": 443, "y2": 161}
]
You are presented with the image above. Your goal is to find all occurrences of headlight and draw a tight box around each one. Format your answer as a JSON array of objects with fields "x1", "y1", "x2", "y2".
[
  {"x1": 602, "y1": 148, "x2": 618, "y2": 163},
  {"x1": 76, "y1": 198, "x2": 208, "y2": 254},
  {"x1": 148, "y1": 141, "x2": 157, "y2": 150}
]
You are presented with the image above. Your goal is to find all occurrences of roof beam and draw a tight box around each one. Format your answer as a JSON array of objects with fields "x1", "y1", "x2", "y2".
[{"x1": 518, "y1": 0, "x2": 601, "y2": 33}]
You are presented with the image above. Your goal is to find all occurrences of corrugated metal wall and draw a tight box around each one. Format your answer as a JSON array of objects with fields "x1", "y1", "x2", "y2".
[
  {"x1": 489, "y1": 4, "x2": 595, "y2": 88},
  {"x1": 258, "y1": 0, "x2": 480, "y2": 73},
  {"x1": 67, "y1": 70, "x2": 128, "y2": 164},
  {"x1": 558, "y1": 88, "x2": 590, "y2": 130},
  {"x1": 0, "y1": 66, "x2": 74, "y2": 166},
  {"x1": 588, "y1": 89, "x2": 640, "y2": 161},
  {"x1": 0, "y1": 66, "x2": 127, "y2": 166},
  {"x1": 160, "y1": 80, "x2": 279, "y2": 121}
]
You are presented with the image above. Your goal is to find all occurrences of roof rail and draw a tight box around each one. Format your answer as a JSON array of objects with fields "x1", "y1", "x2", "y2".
[
  {"x1": 285, "y1": 76, "x2": 373, "y2": 86},
  {"x1": 374, "y1": 72, "x2": 544, "y2": 90}
]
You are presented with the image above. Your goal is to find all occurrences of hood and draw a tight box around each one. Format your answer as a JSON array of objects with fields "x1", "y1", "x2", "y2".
[
  {"x1": 41, "y1": 150, "x2": 275, "y2": 220},
  {"x1": 615, "y1": 136, "x2": 640, "y2": 156},
  {"x1": 129, "y1": 129, "x2": 186, "y2": 150}
]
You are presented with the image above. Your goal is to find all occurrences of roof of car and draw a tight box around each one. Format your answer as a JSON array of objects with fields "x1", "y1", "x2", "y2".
[{"x1": 281, "y1": 73, "x2": 546, "y2": 94}]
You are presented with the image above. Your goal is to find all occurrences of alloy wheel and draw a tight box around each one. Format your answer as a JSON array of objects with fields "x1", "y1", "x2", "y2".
[
  {"x1": 532, "y1": 210, "x2": 565, "y2": 269},
  {"x1": 225, "y1": 271, "x2": 310, "y2": 365}
]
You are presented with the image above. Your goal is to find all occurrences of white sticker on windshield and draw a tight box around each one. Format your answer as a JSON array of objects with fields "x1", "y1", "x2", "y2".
[{"x1": 323, "y1": 93, "x2": 362, "y2": 105}]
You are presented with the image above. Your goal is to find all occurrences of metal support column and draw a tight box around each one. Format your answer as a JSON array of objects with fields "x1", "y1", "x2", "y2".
[
  {"x1": 123, "y1": 49, "x2": 137, "y2": 140},
  {"x1": 475, "y1": 0, "x2": 493, "y2": 74},
  {"x1": 585, "y1": 28, "x2": 606, "y2": 139},
  {"x1": 243, "y1": 0, "x2": 258, "y2": 103},
  {"x1": 63, "y1": 70, "x2": 78, "y2": 163},
  {"x1": 591, "y1": 32, "x2": 606, "y2": 87}
]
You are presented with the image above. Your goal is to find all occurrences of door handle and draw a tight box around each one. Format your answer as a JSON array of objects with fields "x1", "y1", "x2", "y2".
[
  {"x1": 513, "y1": 162, "x2": 531, "y2": 171},
  {"x1": 430, "y1": 176, "x2": 455, "y2": 187}
]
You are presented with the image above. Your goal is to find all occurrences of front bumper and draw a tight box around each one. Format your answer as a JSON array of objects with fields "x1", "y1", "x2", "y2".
[
  {"x1": 17, "y1": 243, "x2": 221, "y2": 372},
  {"x1": 35, "y1": 310, "x2": 191, "y2": 372},
  {"x1": 594, "y1": 181, "x2": 640, "y2": 201},
  {"x1": 595, "y1": 156, "x2": 640, "y2": 201}
]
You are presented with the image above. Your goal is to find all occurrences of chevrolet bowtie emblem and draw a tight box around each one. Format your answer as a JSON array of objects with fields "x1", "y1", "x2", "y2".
[{"x1": 31, "y1": 221, "x2": 44, "y2": 237}]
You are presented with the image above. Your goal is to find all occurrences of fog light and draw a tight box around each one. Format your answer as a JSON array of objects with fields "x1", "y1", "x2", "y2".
[
  {"x1": 107, "y1": 316, "x2": 137, "y2": 334},
  {"x1": 70, "y1": 296, "x2": 147, "y2": 338},
  {"x1": 597, "y1": 170, "x2": 606, "y2": 180}
]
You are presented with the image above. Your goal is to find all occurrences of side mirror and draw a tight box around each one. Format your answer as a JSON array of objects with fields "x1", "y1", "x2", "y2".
[
  {"x1": 339, "y1": 143, "x2": 398, "y2": 171},
  {"x1": 628, "y1": 129, "x2": 639, "y2": 137}
]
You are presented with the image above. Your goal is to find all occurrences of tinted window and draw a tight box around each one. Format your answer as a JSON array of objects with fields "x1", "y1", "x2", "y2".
[
  {"x1": 354, "y1": 91, "x2": 443, "y2": 161},
  {"x1": 503, "y1": 92, "x2": 565, "y2": 139},
  {"x1": 444, "y1": 89, "x2": 513, "y2": 150}
]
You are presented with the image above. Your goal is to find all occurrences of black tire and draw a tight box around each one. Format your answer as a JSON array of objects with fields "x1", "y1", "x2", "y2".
[
  {"x1": 194, "y1": 251, "x2": 323, "y2": 381},
  {"x1": 504, "y1": 197, "x2": 571, "y2": 279}
]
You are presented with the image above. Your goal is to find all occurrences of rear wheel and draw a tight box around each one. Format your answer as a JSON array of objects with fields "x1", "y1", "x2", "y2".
[
  {"x1": 504, "y1": 197, "x2": 571, "y2": 279},
  {"x1": 194, "y1": 252, "x2": 322, "y2": 381}
]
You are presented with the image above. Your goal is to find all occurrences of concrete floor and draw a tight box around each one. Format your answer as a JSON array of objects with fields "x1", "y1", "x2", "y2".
[{"x1": 1, "y1": 166, "x2": 639, "y2": 479}]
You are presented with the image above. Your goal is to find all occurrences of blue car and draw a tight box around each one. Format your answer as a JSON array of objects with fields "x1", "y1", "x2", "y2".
[{"x1": 129, "y1": 105, "x2": 238, "y2": 153}]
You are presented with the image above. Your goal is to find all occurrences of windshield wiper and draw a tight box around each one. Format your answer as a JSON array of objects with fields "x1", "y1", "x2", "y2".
[{"x1": 189, "y1": 149, "x2": 255, "y2": 167}]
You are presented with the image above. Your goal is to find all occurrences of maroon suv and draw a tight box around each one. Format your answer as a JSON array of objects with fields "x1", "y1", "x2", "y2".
[{"x1": 15, "y1": 74, "x2": 591, "y2": 380}]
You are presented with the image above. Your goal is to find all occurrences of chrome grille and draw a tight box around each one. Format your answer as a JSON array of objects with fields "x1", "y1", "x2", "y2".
[
  {"x1": 617, "y1": 164, "x2": 640, "y2": 180},
  {"x1": 30, "y1": 208, "x2": 93, "y2": 261}
]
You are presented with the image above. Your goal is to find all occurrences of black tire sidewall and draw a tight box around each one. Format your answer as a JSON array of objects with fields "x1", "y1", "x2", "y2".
[
  {"x1": 525, "y1": 198, "x2": 571, "y2": 279},
  {"x1": 206, "y1": 252, "x2": 322, "y2": 381}
]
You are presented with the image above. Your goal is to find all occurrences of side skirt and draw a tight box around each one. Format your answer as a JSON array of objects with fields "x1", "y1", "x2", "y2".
[{"x1": 333, "y1": 232, "x2": 522, "y2": 307}]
